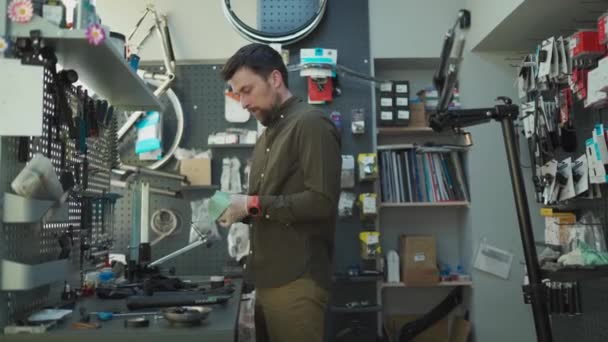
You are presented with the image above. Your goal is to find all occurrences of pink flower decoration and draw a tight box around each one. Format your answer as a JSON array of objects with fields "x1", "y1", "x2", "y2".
[
  {"x1": 86, "y1": 23, "x2": 106, "y2": 46},
  {"x1": 8, "y1": 0, "x2": 33, "y2": 23}
]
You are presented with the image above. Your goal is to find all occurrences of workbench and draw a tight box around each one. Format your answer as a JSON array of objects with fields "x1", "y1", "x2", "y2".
[{"x1": 3, "y1": 278, "x2": 243, "y2": 342}]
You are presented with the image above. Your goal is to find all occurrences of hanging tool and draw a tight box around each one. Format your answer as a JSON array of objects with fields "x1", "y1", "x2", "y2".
[
  {"x1": 17, "y1": 137, "x2": 30, "y2": 163},
  {"x1": 57, "y1": 232, "x2": 71, "y2": 259},
  {"x1": 59, "y1": 132, "x2": 75, "y2": 192},
  {"x1": 124, "y1": 317, "x2": 150, "y2": 328},
  {"x1": 92, "y1": 311, "x2": 160, "y2": 321},
  {"x1": 88, "y1": 97, "x2": 99, "y2": 137},
  {"x1": 126, "y1": 293, "x2": 233, "y2": 310}
]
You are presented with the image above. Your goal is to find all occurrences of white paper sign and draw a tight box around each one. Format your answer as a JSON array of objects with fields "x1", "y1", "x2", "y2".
[
  {"x1": 474, "y1": 241, "x2": 514, "y2": 279},
  {"x1": 0, "y1": 59, "x2": 44, "y2": 136}
]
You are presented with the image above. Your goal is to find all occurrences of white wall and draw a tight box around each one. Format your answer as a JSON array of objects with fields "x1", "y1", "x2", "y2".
[
  {"x1": 369, "y1": 0, "x2": 465, "y2": 59},
  {"x1": 458, "y1": 50, "x2": 544, "y2": 342},
  {"x1": 96, "y1": 0, "x2": 256, "y2": 62},
  {"x1": 466, "y1": 0, "x2": 524, "y2": 51}
]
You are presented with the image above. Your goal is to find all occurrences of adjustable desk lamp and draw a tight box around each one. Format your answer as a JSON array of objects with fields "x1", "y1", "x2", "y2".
[{"x1": 429, "y1": 10, "x2": 553, "y2": 342}]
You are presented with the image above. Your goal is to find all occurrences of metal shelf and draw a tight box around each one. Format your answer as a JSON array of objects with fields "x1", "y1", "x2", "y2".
[
  {"x1": 330, "y1": 305, "x2": 382, "y2": 313},
  {"x1": 9, "y1": 16, "x2": 162, "y2": 110},
  {"x1": 382, "y1": 281, "x2": 473, "y2": 288},
  {"x1": 542, "y1": 266, "x2": 608, "y2": 282},
  {"x1": 209, "y1": 144, "x2": 256, "y2": 149},
  {"x1": 1, "y1": 259, "x2": 69, "y2": 291},
  {"x1": 2, "y1": 193, "x2": 69, "y2": 224},
  {"x1": 333, "y1": 274, "x2": 383, "y2": 283},
  {"x1": 378, "y1": 126, "x2": 437, "y2": 135},
  {"x1": 179, "y1": 185, "x2": 220, "y2": 191},
  {"x1": 379, "y1": 201, "x2": 470, "y2": 208}
]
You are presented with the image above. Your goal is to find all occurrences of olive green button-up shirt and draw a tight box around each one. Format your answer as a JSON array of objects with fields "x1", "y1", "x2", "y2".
[{"x1": 246, "y1": 96, "x2": 341, "y2": 290}]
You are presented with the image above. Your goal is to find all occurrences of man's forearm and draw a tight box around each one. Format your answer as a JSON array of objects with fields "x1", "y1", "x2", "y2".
[{"x1": 258, "y1": 191, "x2": 336, "y2": 223}]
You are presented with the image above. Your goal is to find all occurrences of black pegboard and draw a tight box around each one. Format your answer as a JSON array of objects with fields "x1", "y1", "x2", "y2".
[
  {"x1": 112, "y1": 64, "x2": 256, "y2": 276},
  {"x1": 111, "y1": 2, "x2": 375, "y2": 339},
  {"x1": 551, "y1": 279, "x2": 608, "y2": 342},
  {"x1": 262, "y1": 0, "x2": 376, "y2": 339},
  {"x1": 259, "y1": 0, "x2": 320, "y2": 33},
  {"x1": 0, "y1": 66, "x2": 113, "y2": 326},
  {"x1": 525, "y1": 91, "x2": 608, "y2": 338}
]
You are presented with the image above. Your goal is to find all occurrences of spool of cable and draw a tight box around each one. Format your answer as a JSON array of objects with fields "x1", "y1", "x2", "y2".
[
  {"x1": 150, "y1": 209, "x2": 180, "y2": 246},
  {"x1": 124, "y1": 317, "x2": 150, "y2": 328}
]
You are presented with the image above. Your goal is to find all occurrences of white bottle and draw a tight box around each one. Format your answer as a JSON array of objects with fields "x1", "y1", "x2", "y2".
[{"x1": 386, "y1": 250, "x2": 400, "y2": 283}]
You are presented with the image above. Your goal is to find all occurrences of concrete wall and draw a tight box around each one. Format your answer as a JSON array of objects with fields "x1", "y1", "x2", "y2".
[
  {"x1": 96, "y1": 0, "x2": 257, "y2": 62},
  {"x1": 369, "y1": 0, "x2": 465, "y2": 59},
  {"x1": 458, "y1": 50, "x2": 544, "y2": 342},
  {"x1": 466, "y1": 0, "x2": 525, "y2": 50},
  {"x1": 371, "y1": 1, "x2": 545, "y2": 341}
]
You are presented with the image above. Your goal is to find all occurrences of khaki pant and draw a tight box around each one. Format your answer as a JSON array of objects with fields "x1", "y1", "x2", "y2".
[{"x1": 255, "y1": 277, "x2": 328, "y2": 342}]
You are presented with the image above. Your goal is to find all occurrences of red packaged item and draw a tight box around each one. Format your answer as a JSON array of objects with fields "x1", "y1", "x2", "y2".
[
  {"x1": 307, "y1": 77, "x2": 333, "y2": 103},
  {"x1": 559, "y1": 88, "x2": 571, "y2": 125},
  {"x1": 599, "y1": 12, "x2": 608, "y2": 44},
  {"x1": 570, "y1": 30, "x2": 604, "y2": 59}
]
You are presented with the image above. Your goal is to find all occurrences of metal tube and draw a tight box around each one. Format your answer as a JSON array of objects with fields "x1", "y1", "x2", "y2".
[
  {"x1": 148, "y1": 238, "x2": 207, "y2": 267},
  {"x1": 117, "y1": 111, "x2": 145, "y2": 141},
  {"x1": 1, "y1": 0, "x2": 8, "y2": 37},
  {"x1": 149, "y1": 187, "x2": 178, "y2": 197},
  {"x1": 140, "y1": 183, "x2": 149, "y2": 244},
  {"x1": 110, "y1": 179, "x2": 179, "y2": 197},
  {"x1": 152, "y1": 10, "x2": 175, "y2": 76},
  {"x1": 119, "y1": 165, "x2": 186, "y2": 181},
  {"x1": 500, "y1": 117, "x2": 553, "y2": 342}
]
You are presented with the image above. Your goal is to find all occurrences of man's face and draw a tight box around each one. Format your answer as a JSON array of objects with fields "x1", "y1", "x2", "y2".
[{"x1": 228, "y1": 67, "x2": 281, "y2": 126}]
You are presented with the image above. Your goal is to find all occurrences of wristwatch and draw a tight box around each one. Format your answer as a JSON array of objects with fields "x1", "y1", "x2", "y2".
[{"x1": 247, "y1": 196, "x2": 262, "y2": 217}]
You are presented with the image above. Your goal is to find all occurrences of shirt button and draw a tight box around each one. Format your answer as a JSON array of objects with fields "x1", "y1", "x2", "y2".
[
  {"x1": 280, "y1": 115, "x2": 284, "y2": 119},
  {"x1": 266, "y1": 148, "x2": 270, "y2": 152},
  {"x1": 261, "y1": 173, "x2": 264, "y2": 178},
  {"x1": 249, "y1": 250, "x2": 253, "y2": 255},
  {"x1": 243, "y1": 264, "x2": 247, "y2": 270},
  {"x1": 265, "y1": 214, "x2": 270, "y2": 219}
]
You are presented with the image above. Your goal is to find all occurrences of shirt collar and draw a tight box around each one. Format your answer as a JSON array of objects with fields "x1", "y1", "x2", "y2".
[{"x1": 268, "y1": 96, "x2": 301, "y2": 125}]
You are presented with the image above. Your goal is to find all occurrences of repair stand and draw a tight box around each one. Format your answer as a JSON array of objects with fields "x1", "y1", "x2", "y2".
[{"x1": 430, "y1": 98, "x2": 553, "y2": 342}]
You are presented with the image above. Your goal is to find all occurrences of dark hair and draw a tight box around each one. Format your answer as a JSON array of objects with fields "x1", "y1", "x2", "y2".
[{"x1": 221, "y1": 43, "x2": 289, "y2": 88}]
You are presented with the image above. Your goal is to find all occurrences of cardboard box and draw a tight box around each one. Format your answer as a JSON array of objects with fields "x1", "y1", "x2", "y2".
[
  {"x1": 403, "y1": 267, "x2": 440, "y2": 286},
  {"x1": 400, "y1": 235, "x2": 439, "y2": 285},
  {"x1": 448, "y1": 318, "x2": 471, "y2": 342},
  {"x1": 384, "y1": 314, "x2": 448, "y2": 342},
  {"x1": 401, "y1": 235, "x2": 437, "y2": 268},
  {"x1": 180, "y1": 158, "x2": 211, "y2": 186},
  {"x1": 409, "y1": 102, "x2": 429, "y2": 127}
]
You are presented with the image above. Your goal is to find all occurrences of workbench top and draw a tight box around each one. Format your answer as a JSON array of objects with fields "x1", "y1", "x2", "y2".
[{"x1": 4, "y1": 278, "x2": 243, "y2": 342}]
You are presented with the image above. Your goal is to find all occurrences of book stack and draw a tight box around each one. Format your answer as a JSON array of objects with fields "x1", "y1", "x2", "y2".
[{"x1": 379, "y1": 147, "x2": 469, "y2": 203}]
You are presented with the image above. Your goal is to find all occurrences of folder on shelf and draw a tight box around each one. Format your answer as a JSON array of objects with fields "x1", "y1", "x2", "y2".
[
  {"x1": 378, "y1": 147, "x2": 469, "y2": 204},
  {"x1": 402, "y1": 151, "x2": 412, "y2": 202}
]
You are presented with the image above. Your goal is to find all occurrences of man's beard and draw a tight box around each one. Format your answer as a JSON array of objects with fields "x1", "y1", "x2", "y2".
[{"x1": 256, "y1": 97, "x2": 282, "y2": 127}]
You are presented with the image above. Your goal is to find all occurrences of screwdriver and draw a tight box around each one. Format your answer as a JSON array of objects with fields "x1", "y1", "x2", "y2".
[{"x1": 92, "y1": 311, "x2": 160, "y2": 321}]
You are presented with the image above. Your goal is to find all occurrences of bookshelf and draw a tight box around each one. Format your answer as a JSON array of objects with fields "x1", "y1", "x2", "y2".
[
  {"x1": 382, "y1": 281, "x2": 473, "y2": 288},
  {"x1": 377, "y1": 126, "x2": 458, "y2": 136},
  {"x1": 379, "y1": 201, "x2": 470, "y2": 208},
  {"x1": 373, "y1": 91, "x2": 472, "y2": 337}
]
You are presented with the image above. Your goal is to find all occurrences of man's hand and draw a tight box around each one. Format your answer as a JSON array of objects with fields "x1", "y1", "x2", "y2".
[{"x1": 217, "y1": 194, "x2": 249, "y2": 228}]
